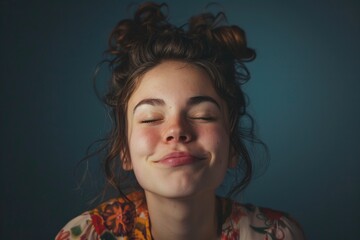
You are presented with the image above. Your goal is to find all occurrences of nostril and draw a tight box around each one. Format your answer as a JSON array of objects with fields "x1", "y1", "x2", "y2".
[
  {"x1": 166, "y1": 136, "x2": 174, "y2": 142},
  {"x1": 165, "y1": 134, "x2": 189, "y2": 142},
  {"x1": 179, "y1": 135, "x2": 188, "y2": 141}
]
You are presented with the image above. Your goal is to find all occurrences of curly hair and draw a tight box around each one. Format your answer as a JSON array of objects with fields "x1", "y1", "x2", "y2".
[{"x1": 95, "y1": 2, "x2": 264, "y2": 199}]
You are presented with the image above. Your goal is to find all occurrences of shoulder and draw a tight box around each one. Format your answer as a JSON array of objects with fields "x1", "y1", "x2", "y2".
[
  {"x1": 55, "y1": 191, "x2": 151, "y2": 240},
  {"x1": 220, "y1": 199, "x2": 306, "y2": 240}
]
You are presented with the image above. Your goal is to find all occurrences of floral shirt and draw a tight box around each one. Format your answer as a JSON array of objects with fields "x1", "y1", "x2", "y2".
[{"x1": 56, "y1": 191, "x2": 305, "y2": 240}]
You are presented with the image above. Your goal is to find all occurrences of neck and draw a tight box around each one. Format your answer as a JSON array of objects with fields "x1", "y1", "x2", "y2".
[{"x1": 145, "y1": 191, "x2": 218, "y2": 240}]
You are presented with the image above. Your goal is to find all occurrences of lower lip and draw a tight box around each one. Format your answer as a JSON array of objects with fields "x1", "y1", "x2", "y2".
[{"x1": 157, "y1": 156, "x2": 203, "y2": 167}]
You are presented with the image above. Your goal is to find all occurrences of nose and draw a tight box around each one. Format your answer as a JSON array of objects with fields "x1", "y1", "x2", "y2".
[{"x1": 163, "y1": 117, "x2": 193, "y2": 143}]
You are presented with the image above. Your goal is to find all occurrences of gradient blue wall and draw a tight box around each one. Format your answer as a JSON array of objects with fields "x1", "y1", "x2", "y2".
[{"x1": 1, "y1": 0, "x2": 359, "y2": 239}]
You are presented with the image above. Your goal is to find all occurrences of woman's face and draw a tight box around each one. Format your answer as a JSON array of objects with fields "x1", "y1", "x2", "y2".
[{"x1": 126, "y1": 60, "x2": 230, "y2": 199}]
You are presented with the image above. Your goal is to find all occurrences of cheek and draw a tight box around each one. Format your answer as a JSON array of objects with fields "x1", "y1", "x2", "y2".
[
  {"x1": 128, "y1": 127, "x2": 160, "y2": 158},
  {"x1": 200, "y1": 125, "x2": 230, "y2": 156}
]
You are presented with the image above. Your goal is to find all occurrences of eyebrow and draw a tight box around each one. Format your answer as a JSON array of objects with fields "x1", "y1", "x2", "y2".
[
  {"x1": 133, "y1": 98, "x2": 165, "y2": 113},
  {"x1": 133, "y1": 95, "x2": 220, "y2": 113},
  {"x1": 187, "y1": 96, "x2": 220, "y2": 109}
]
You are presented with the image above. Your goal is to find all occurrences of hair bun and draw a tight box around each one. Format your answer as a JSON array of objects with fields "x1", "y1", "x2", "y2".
[
  {"x1": 188, "y1": 13, "x2": 219, "y2": 35},
  {"x1": 211, "y1": 26, "x2": 255, "y2": 61},
  {"x1": 188, "y1": 12, "x2": 255, "y2": 61},
  {"x1": 108, "y1": 3, "x2": 173, "y2": 55},
  {"x1": 108, "y1": 19, "x2": 142, "y2": 54}
]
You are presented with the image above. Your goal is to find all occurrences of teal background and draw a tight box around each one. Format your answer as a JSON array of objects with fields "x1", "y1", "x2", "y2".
[{"x1": 1, "y1": 0, "x2": 359, "y2": 239}]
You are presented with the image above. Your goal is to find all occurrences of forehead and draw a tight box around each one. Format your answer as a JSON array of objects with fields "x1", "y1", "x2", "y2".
[{"x1": 130, "y1": 60, "x2": 218, "y2": 100}]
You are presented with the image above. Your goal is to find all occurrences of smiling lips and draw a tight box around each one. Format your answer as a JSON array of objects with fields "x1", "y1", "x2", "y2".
[{"x1": 157, "y1": 152, "x2": 205, "y2": 167}]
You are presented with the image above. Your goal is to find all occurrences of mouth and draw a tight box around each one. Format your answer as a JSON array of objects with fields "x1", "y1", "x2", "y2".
[{"x1": 156, "y1": 152, "x2": 206, "y2": 167}]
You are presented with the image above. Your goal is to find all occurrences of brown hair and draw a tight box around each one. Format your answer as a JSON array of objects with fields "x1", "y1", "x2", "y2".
[{"x1": 96, "y1": 2, "x2": 264, "y2": 199}]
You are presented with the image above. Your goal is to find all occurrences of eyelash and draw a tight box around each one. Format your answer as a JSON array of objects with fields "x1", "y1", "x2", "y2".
[
  {"x1": 191, "y1": 117, "x2": 216, "y2": 121},
  {"x1": 139, "y1": 116, "x2": 216, "y2": 124},
  {"x1": 140, "y1": 119, "x2": 161, "y2": 124}
]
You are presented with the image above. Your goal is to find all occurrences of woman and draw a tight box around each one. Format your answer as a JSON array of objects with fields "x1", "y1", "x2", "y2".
[{"x1": 56, "y1": 2, "x2": 305, "y2": 239}]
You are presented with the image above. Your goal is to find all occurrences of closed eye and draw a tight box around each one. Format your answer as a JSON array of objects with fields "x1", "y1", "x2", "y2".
[
  {"x1": 140, "y1": 119, "x2": 162, "y2": 124},
  {"x1": 190, "y1": 117, "x2": 216, "y2": 121}
]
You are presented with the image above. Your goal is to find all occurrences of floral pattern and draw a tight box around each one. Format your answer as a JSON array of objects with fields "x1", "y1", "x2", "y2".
[
  {"x1": 101, "y1": 201, "x2": 134, "y2": 236},
  {"x1": 56, "y1": 192, "x2": 305, "y2": 240},
  {"x1": 248, "y1": 207, "x2": 288, "y2": 240}
]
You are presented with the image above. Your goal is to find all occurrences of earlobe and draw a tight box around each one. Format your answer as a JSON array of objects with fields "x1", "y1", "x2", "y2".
[
  {"x1": 120, "y1": 151, "x2": 133, "y2": 170},
  {"x1": 122, "y1": 158, "x2": 133, "y2": 170}
]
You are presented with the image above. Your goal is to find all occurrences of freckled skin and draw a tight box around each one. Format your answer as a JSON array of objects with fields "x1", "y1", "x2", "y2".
[{"x1": 126, "y1": 60, "x2": 231, "y2": 199}]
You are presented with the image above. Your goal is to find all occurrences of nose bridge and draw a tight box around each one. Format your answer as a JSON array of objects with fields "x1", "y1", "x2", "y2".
[{"x1": 164, "y1": 113, "x2": 192, "y2": 143}]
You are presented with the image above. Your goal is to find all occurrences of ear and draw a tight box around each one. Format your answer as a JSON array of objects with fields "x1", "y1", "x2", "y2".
[
  {"x1": 122, "y1": 158, "x2": 132, "y2": 171},
  {"x1": 120, "y1": 151, "x2": 133, "y2": 171}
]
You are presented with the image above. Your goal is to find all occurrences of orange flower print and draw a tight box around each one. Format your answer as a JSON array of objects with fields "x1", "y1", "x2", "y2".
[
  {"x1": 102, "y1": 201, "x2": 135, "y2": 236},
  {"x1": 91, "y1": 213, "x2": 106, "y2": 235}
]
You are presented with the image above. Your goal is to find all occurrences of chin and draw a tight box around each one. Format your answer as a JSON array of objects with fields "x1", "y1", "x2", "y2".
[
  {"x1": 138, "y1": 168, "x2": 225, "y2": 199},
  {"x1": 144, "y1": 181, "x2": 219, "y2": 200}
]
